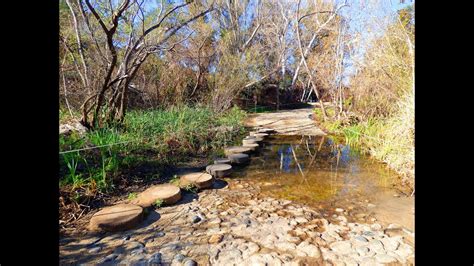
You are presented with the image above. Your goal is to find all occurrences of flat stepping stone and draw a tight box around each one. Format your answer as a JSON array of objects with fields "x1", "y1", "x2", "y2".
[
  {"x1": 206, "y1": 164, "x2": 232, "y2": 178},
  {"x1": 89, "y1": 204, "x2": 143, "y2": 232},
  {"x1": 131, "y1": 184, "x2": 181, "y2": 207},
  {"x1": 242, "y1": 139, "x2": 258, "y2": 145},
  {"x1": 243, "y1": 143, "x2": 259, "y2": 151},
  {"x1": 244, "y1": 135, "x2": 263, "y2": 142},
  {"x1": 214, "y1": 158, "x2": 231, "y2": 164},
  {"x1": 180, "y1": 172, "x2": 214, "y2": 189},
  {"x1": 250, "y1": 132, "x2": 269, "y2": 138},
  {"x1": 224, "y1": 146, "x2": 253, "y2": 156},
  {"x1": 257, "y1": 128, "x2": 276, "y2": 134},
  {"x1": 228, "y1": 153, "x2": 250, "y2": 164}
]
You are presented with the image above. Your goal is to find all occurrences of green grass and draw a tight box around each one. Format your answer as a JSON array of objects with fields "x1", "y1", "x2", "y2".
[
  {"x1": 154, "y1": 199, "x2": 164, "y2": 208},
  {"x1": 59, "y1": 105, "x2": 247, "y2": 193},
  {"x1": 314, "y1": 92, "x2": 414, "y2": 188},
  {"x1": 182, "y1": 184, "x2": 198, "y2": 193}
]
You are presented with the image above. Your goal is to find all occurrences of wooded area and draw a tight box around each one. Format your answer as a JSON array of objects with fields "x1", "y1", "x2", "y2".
[
  {"x1": 59, "y1": 2, "x2": 415, "y2": 264},
  {"x1": 60, "y1": 0, "x2": 414, "y2": 126}
]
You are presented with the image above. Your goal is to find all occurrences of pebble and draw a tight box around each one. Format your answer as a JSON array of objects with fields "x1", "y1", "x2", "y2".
[
  {"x1": 183, "y1": 259, "x2": 198, "y2": 266},
  {"x1": 329, "y1": 241, "x2": 352, "y2": 255},
  {"x1": 335, "y1": 208, "x2": 344, "y2": 213},
  {"x1": 295, "y1": 217, "x2": 308, "y2": 224},
  {"x1": 297, "y1": 241, "x2": 320, "y2": 258},
  {"x1": 101, "y1": 253, "x2": 118, "y2": 263},
  {"x1": 88, "y1": 246, "x2": 101, "y2": 254},
  {"x1": 130, "y1": 247, "x2": 145, "y2": 256},
  {"x1": 381, "y1": 238, "x2": 400, "y2": 251},
  {"x1": 367, "y1": 203, "x2": 376, "y2": 208},
  {"x1": 208, "y1": 218, "x2": 222, "y2": 225},
  {"x1": 337, "y1": 216, "x2": 348, "y2": 223},
  {"x1": 148, "y1": 253, "x2": 162, "y2": 264},
  {"x1": 375, "y1": 253, "x2": 397, "y2": 263},
  {"x1": 368, "y1": 239, "x2": 385, "y2": 253},
  {"x1": 355, "y1": 235, "x2": 369, "y2": 242},
  {"x1": 370, "y1": 223, "x2": 382, "y2": 231},
  {"x1": 362, "y1": 231, "x2": 375, "y2": 237},
  {"x1": 174, "y1": 254, "x2": 186, "y2": 262},
  {"x1": 155, "y1": 231, "x2": 165, "y2": 237},
  {"x1": 355, "y1": 246, "x2": 370, "y2": 256},
  {"x1": 208, "y1": 234, "x2": 224, "y2": 244},
  {"x1": 388, "y1": 223, "x2": 401, "y2": 230},
  {"x1": 192, "y1": 216, "x2": 202, "y2": 223}
]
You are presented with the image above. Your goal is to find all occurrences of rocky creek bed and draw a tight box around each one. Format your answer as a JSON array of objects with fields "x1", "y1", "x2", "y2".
[
  {"x1": 60, "y1": 178, "x2": 414, "y2": 265},
  {"x1": 60, "y1": 128, "x2": 414, "y2": 265}
]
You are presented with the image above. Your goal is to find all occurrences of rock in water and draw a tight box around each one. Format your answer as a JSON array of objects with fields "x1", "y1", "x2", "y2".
[
  {"x1": 131, "y1": 184, "x2": 181, "y2": 207},
  {"x1": 245, "y1": 135, "x2": 263, "y2": 142},
  {"x1": 206, "y1": 164, "x2": 232, "y2": 178},
  {"x1": 224, "y1": 146, "x2": 253, "y2": 156},
  {"x1": 228, "y1": 153, "x2": 250, "y2": 164},
  {"x1": 250, "y1": 132, "x2": 268, "y2": 138},
  {"x1": 180, "y1": 172, "x2": 214, "y2": 189},
  {"x1": 214, "y1": 158, "x2": 231, "y2": 164},
  {"x1": 242, "y1": 139, "x2": 258, "y2": 145},
  {"x1": 257, "y1": 128, "x2": 276, "y2": 134},
  {"x1": 89, "y1": 204, "x2": 143, "y2": 232},
  {"x1": 242, "y1": 143, "x2": 259, "y2": 151}
]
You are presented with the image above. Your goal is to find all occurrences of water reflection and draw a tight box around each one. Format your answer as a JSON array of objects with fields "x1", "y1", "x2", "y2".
[{"x1": 235, "y1": 135, "x2": 397, "y2": 206}]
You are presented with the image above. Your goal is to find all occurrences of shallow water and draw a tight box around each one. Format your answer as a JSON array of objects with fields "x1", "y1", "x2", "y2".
[{"x1": 231, "y1": 135, "x2": 413, "y2": 229}]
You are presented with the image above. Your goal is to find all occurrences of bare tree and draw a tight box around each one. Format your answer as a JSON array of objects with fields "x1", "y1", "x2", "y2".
[
  {"x1": 66, "y1": 0, "x2": 214, "y2": 128},
  {"x1": 295, "y1": 0, "x2": 347, "y2": 119}
]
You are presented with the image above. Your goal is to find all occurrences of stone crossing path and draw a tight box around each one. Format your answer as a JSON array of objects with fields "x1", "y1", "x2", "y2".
[
  {"x1": 59, "y1": 127, "x2": 414, "y2": 265},
  {"x1": 244, "y1": 107, "x2": 326, "y2": 136},
  {"x1": 60, "y1": 181, "x2": 414, "y2": 265}
]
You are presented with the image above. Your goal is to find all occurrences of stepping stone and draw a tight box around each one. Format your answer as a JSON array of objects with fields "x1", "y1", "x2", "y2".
[
  {"x1": 224, "y1": 146, "x2": 253, "y2": 156},
  {"x1": 214, "y1": 158, "x2": 231, "y2": 164},
  {"x1": 257, "y1": 128, "x2": 276, "y2": 134},
  {"x1": 243, "y1": 143, "x2": 259, "y2": 151},
  {"x1": 180, "y1": 172, "x2": 214, "y2": 189},
  {"x1": 131, "y1": 184, "x2": 181, "y2": 207},
  {"x1": 244, "y1": 135, "x2": 263, "y2": 141},
  {"x1": 250, "y1": 133, "x2": 268, "y2": 138},
  {"x1": 206, "y1": 164, "x2": 232, "y2": 178},
  {"x1": 228, "y1": 153, "x2": 250, "y2": 164},
  {"x1": 242, "y1": 139, "x2": 258, "y2": 145},
  {"x1": 89, "y1": 204, "x2": 143, "y2": 232}
]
